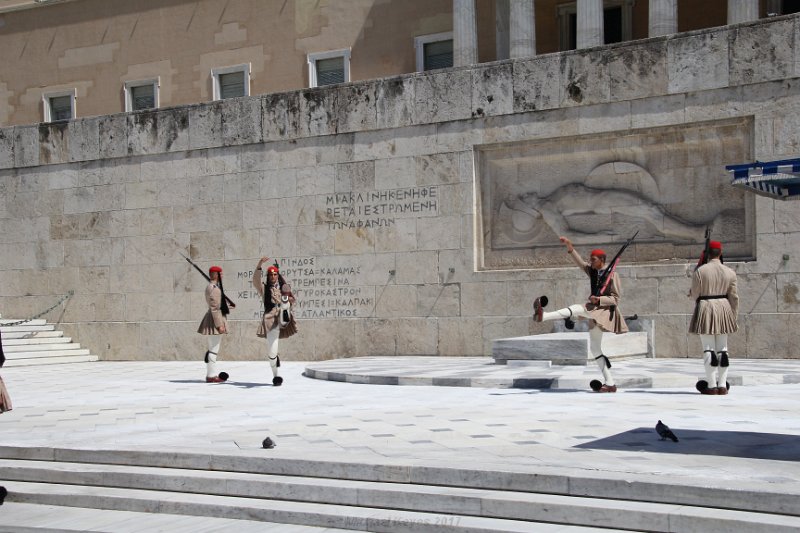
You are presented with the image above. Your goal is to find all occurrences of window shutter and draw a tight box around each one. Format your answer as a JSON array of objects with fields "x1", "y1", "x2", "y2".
[
  {"x1": 316, "y1": 56, "x2": 345, "y2": 86},
  {"x1": 49, "y1": 95, "x2": 72, "y2": 121},
  {"x1": 219, "y1": 71, "x2": 245, "y2": 99},
  {"x1": 131, "y1": 84, "x2": 155, "y2": 110},
  {"x1": 423, "y1": 40, "x2": 453, "y2": 71}
]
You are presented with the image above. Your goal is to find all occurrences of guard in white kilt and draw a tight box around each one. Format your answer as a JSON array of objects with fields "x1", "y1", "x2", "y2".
[
  {"x1": 689, "y1": 241, "x2": 738, "y2": 395},
  {"x1": 254, "y1": 257, "x2": 297, "y2": 386},
  {"x1": 197, "y1": 265, "x2": 230, "y2": 383},
  {"x1": 533, "y1": 236, "x2": 629, "y2": 392}
]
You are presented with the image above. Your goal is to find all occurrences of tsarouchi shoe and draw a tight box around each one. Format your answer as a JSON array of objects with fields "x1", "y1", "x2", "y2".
[
  {"x1": 532, "y1": 296, "x2": 547, "y2": 322},
  {"x1": 598, "y1": 384, "x2": 617, "y2": 393}
]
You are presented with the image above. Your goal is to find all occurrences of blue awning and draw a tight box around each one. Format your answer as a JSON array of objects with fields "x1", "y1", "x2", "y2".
[{"x1": 726, "y1": 158, "x2": 800, "y2": 200}]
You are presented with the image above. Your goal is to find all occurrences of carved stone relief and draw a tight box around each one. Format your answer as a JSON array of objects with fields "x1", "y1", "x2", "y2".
[{"x1": 476, "y1": 118, "x2": 754, "y2": 269}]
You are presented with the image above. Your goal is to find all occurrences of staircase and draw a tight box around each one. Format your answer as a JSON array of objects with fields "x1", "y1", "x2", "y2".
[
  {"x1": 0, "y1": 319, "x2": 98, "y2": 367},
  {"x1": 0, "y1": 447, "x2": 798, "y2": 532}
]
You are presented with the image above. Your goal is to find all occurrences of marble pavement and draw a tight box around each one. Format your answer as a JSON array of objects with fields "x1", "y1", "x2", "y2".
[{"x1": 0, "y1": 359, "x2": 799, "y2": 527}]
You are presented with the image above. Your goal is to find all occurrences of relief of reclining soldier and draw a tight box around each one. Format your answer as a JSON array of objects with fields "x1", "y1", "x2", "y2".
[{"x1": 495, "y1": 181, "x2": 716, "y2": 249}]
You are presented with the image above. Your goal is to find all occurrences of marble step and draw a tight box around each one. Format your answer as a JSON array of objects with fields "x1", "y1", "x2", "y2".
[
  {"x1": 5, "y1": 348, "x2": 91, "y2": 359},
  {"x1": 1, "y1": 458, "x2": 798, "y2": 532},
  {"x1": 0, "y1": 330, "x2": 64, "y2": 340},
  {"x1": 0, "y1": 502, "x2": 351, "y2": 533},
  {"x1": 1, "y1": 336, "x2": 72, "y2": 346},
  {"x1": 0, "y1": 319, "x2": 47, "y2": 326},
  {"x1": 3, "y1": 354, "x2": 99, "y2": 367},
  {"x1": 1, "y1": 446, "x2": 797, "y2": 517},
  {"x1": 1, "y1": 480, "x2": 625, "y2": 533},
  {"x1": 0, "y1": 324, "x2": 56, "y2": 334},
  {"x1": 3, "y1": 342, "x2": 80, "y2": 352}
]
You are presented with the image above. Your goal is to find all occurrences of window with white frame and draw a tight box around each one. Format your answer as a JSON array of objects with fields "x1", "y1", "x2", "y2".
[
  {"x1": 124, "y1": 79, "x2": 159, "y2": 112},
  {"x1": 42, "y1": 89, "x2": 76, "y2": 122},
  {"x1": 557, "y1": 0, "x2": 635, "y2": 51},
  {"x1": 211, "y1": 64, "x2": 251, "y2": 100},
  {"x1": 414, "y1": 32, "x2": 453, "y2": 72},
  {"x1": 307, "y1": 49, "x2": 351, "y2": 88}
]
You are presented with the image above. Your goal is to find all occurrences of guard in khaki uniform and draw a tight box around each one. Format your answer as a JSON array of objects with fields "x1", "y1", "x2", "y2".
[
  {"x1": 253, "y1": 257, "x2": 297, "y2": 386},
  {"x1": 0, "y1": 329, "x2": 11, "y2": 414},
  {"x1": 533, "y1": 236, "x2": 628, "y2": 392},
  {"x1": 197, "y1": 265, "x2": 230, "y2": 383},
  {"x1": 689, "y1": 241, "x2": 738, "y2": 395}
]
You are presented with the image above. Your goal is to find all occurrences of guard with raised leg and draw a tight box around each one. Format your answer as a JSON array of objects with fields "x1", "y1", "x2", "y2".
[
  {"x1": 689, "y1": 240, "x2": 738, "y2": 395},
  {"x1": 533, "y1": 235, "x2": 634, "y2": 392}
]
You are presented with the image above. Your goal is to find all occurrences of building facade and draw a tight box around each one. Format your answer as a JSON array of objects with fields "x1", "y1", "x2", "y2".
[
  {"x1": 0, "y1": 0, "x2": 794, "y2": 127},
  {"x1": 0, "y1": 1, "x2": 799, "y2": 361}
]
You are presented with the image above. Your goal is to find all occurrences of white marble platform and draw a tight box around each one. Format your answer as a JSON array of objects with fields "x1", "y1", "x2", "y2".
[{"x1": 492, "y1": 331, "x2": 649, "y2": 366}]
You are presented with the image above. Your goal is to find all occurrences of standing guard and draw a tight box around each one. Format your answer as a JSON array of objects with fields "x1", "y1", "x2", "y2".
[
  {"x1": 197, "y1": 265, "x2": 230, "y2": 383},
  {"x1": 533, "y1": 236, "x2": 630, "y2": 392},
  {"x1": 689, "y1": 241, "x2": 739, "y2": 395}
]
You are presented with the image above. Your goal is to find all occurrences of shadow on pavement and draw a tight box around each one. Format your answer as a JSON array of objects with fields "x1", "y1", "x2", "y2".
[{"x1": 576, "y1": 427, "x2": 800, "y2": 461}]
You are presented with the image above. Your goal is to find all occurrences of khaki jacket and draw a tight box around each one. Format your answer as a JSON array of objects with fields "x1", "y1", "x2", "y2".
[
  {"x1": 197, "y1": 282, "x2": 227, "y2": 335},
  {"x1": 253, "y1": 268, "x2": 294, "y2": 337},
  {"x1": 569, "y1": 249, "x2": 628, "y2": 334}
]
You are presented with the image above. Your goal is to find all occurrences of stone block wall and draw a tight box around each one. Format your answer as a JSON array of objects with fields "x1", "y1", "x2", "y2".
[{"x1": 1, "y1": 15, "x2": 800, "y2": 360}]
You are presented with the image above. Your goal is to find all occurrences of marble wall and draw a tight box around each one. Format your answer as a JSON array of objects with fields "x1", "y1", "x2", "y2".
[{"x1": 1, "y1": 15, "x2": 800, "y2": 360}]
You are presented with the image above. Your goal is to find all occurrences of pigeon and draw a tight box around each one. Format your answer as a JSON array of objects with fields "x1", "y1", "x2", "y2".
[
  {"x1": 655, "y1": 420, "x2": 679, "y2": 442},
  {"x1": 262, "y1": 437, "x2": 276, "y2": 449}
]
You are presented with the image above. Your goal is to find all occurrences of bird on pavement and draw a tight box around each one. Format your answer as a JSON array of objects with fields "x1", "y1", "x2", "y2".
[{"x1": 655, "y1": 420, "x2": 679, "y2": 442}]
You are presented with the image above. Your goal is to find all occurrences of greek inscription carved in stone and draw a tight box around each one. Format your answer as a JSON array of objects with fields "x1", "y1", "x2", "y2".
[{"x1": 324, "y1": 186, "x2": 438, "y2": 229}]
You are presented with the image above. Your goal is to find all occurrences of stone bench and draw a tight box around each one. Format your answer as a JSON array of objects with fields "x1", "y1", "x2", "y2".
[{"x1": 492, "y1": 317, "x2": 654, "y2": 366}]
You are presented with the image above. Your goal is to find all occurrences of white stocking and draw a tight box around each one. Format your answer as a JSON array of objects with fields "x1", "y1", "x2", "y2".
[
  {"x1": 206, "y1": 336, "x2": 221, "y2": 378},
  {"x1": 266, "y1": 326, "x2": 280, "y2": 378},
  {"x1": 590, "y1": 326, "x2": 614, "y2": 385},
  {"x1": 541, "y1": 304, "x2": 591, "y2": 322},
  {"x1": 715, "y1": 334, "x2": 729, "y2": 387},
  {"x1": 700, "y1": 334, "x2": 717, "y2": 388}
]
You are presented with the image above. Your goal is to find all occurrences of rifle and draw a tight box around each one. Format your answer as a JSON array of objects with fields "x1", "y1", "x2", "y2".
[
  {"x1": 179, "y1": 252, "x2": 236, "y2": 309},
  {"x1": 695, "y1": 226, "x2": 711, "y2": 271},
  {"x1": 595, "y1": 230, "x2": 639, "y2": 297}
]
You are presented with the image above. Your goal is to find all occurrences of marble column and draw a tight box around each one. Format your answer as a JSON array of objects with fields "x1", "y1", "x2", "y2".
[
  {"x1": 648, "y1": 0, "x2": 678, "y2": 37},
  {"x1": 453, "y1": 0, "x2": 478, "y2": 67},
  {"x1": 576, "y1": 0, "x2": 604, "y2": 49},
  {"x1": 510, "y1": 0, "x2": 536, "y2": 58},
  {"x1": 728, "y1": 0, "x2": 759, "y2": 24}
]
